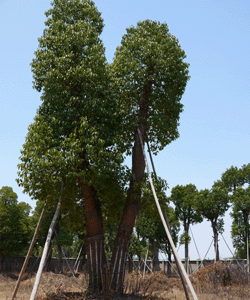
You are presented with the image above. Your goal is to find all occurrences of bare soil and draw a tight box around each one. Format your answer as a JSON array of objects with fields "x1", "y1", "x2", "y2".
[{"x1": 1, "y1": 263, "x2": 250, "y2": 300}]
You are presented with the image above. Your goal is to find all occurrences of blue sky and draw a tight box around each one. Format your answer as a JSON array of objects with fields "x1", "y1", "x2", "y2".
[{"x1": 0, "y1": 0, "x2": 249, "y2": 260}]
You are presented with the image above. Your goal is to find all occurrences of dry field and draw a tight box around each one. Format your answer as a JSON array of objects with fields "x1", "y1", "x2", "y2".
[{"x1": 1, "y1": 262, "x2": 250, "y2": 300}]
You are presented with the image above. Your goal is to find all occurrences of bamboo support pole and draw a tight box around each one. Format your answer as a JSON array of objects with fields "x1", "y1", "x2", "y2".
[
  {"x1": 138, "y1": 128, "x2": 199, "y2": 300},
  {"x1": 11, "y1": 201, "x2": 47, "y2": 299},
  {"x1": 30, "y1": 181, "x2": 65, "y2": 300}
]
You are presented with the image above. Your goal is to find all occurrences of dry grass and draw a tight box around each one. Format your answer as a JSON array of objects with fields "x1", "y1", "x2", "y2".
[
  {"x1": 0, "y1": 272, "x2": 87, "y2": 300},
  {"x1": 1, "y1": 263, "x2": 250, "y2": 300}
]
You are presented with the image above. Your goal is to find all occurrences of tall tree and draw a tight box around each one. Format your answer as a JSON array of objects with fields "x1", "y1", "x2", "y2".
[
  {"x1": 110, "y1": 20, "x2": 189, "y2": 292},
  {"x1": 17, "y1": 0, "x2": 125, "y2": 291},
  {"x1": 18, "y1": 2, "x2": 189, "y2": 294},
  {"x1": 221, "y1": 164, "x2": 250, "y2": 259},
  {"x1": 231, "y1": 186, "x2": 250, "y2": 259},
  {"x1": 195, "y1": 181, "x2": 229, "y2": 261},
  {"x1": 170, "y1": 184, "x2": 202, "y2": 271},
  {"x1": 0, "y1": 186, "x2": 31, "y2": 272}
]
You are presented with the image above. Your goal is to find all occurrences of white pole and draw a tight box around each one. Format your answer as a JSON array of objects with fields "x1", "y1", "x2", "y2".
[
  {"x1": 138, "y1": 129, "x2": 198, "y2": 300},
  {"x1": 30, "y1": 181, "x2": 65, "y2": 300}
]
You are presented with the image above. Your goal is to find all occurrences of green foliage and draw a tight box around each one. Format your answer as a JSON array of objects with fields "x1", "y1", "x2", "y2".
[
  {"x1": 231, "y1": 186, "x2": 250, "y2": 258},
  {"x1": 179, "y1": 231, "x2": 191, "y2": 246},
  {"x1": 111, "y1": 20, "x2": 190, "y2": 154},
  {"x1": 195, "y1": 181, "x2": 229, "y2": 234},
  {"x1": 171, "y1": 184, "x2": 202, "y2": 228},
  {"x1": 135, "y1": 175, "x2": 179, "y2": 258},
  {"x1": 17, "y1": 0, "x2": 127, "y2": 210},
  {"x1": 221, "y1": 166, "x2": 245, "y2": 194},
  {"x1": 0, "y1": 186, "x2": 31, "y2": 260},
  {"x1": 129, "y1": 232, "x2": 147, "y2": 260}
]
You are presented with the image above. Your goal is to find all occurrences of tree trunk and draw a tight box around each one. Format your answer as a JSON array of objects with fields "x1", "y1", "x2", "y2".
[
  {"x1": 110, "y1": 90, "x2": 149, "y2": 293},
  {"x1": 55, "y1": 222, "x2": 64, "y2": 274},
  {"x1": 166, "y1": 250, "x2": 172, "y2": 276},
  {"x1": 78, "y1": 180, "x2": 106, "y2": 292},
  {"x1": 110, "y1": 130, "x2": 145, "y2": 293},
  {"x1": 212, "y1": 225, "x2": 219, "y2": 262},
  {"x1": 44, "y1": 243, "x2": 54, "y2": 272},
  {"x1": 128, "y1": 255, "x2": 133, "y2": 273},
  {"x1": 0, "y1": 253, "x2": 4, "y2": 273},
  {"x1": 151, "y1": 239, "x2": 161, "y2": 271},
  {"x1": 184, "y1": 222, "x2": 189, "y2": 273}
]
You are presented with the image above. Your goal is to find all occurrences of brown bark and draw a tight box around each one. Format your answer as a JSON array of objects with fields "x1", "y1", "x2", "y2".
[
  {"x1": 110, "y1": 77, "x2": 151, "y2": 293},
  {"x1": 0, "y1": 253, "x2": 4, "y2": 273},
  {"x1": 212, "y1": 226, "x2": 220, "y2": 262},
  {"x1": 184, "y1": 221, "x2": 189, "y2": 273},
  {"x1": 78, "y1": 179, "x2": 106, "y2": 292},
  {"x1": 166, "y1": 251, "x2": 172, "y2": 276},
  {"x1": 151, "y1": 239, "x2": 161, "y2": 271}
]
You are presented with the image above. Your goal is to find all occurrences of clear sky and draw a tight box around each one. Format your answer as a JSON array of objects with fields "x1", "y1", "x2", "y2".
[{"x1": 0, "y1": 0, "x2": 249, "y2": 260}]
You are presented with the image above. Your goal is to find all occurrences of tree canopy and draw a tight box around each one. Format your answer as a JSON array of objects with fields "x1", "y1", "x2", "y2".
[{"x1": 17, "y1": 0, "x2": 190, "y2": 294}]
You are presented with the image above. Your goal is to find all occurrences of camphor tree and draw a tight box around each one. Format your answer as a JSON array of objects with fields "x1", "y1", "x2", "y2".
[
  {"x1": 170, "y1": 184, "x2": 202, "y2": 272},
  {"x1": 221, "y1": 164, "x2": 250, "y2": 259},
  {"x1": 110, "y1": 19, "x2": 189, "y2": 292},
  {"x1": 0, "y1": 186, "x2": 31, "y2": 272},
  {"x1": 18, "y1": 0, "x2": 126, "y2": 292},
  {"x1": 195, "y1": 181, "x2": 229, "y2": 261},
  {"x1": 18, "y1": 0, "x2": 189, "y2": 294},
  {"x1": 231, "y1": 187, "x2": 250, "y2": 258}
]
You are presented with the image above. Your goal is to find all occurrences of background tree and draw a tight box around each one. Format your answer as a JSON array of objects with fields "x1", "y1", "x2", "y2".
[
  {"x1": 110, "y1": 19, "x2": 189, "y2": 292},
  {"x1": 221, "y1": 164, "x2": 250, "y2": 259},
  {"x1": 195, "y1": 181, "x2": 229, "y2": 261},
  {"x1": 231, "y1": 186, "x2": 250, "y2": 259},
  {"x1": 0, "y1": 186, "x2": 31, "y2": 272},
  {"x1": 221, "y1": 165, "x2": 245, "y2": 194},
  {"x1": 170, "y1": 184, "x2": 202, "y2": 272},
  {"x1": 135, "y1": 174, "x2": 170, "y2": 271}
]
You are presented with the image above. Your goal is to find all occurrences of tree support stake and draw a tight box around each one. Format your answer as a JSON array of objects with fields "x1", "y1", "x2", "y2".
[
  {"x1": 11, "y1": 200, "x2": 47, "y2": 299},
  {"x1": 138, "y1": 128, "x2": 199, "y2": 300},
  {"x1": 30, "y1": 180, "x2": 65, "y2": 300}
]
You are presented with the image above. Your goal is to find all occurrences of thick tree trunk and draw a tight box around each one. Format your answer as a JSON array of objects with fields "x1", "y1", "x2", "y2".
[
  {"x1": 110, "y1": 87, "x2": 149, "y2": 293},
  {"x1": 212, "y1": 226, "x2": 219, "y2": 262},
  {"x1": 78, "y1": 180, "x2": 106, "y2": 292},
  {"x1": 151, "y1": 239, "x2": 161, "y2": 271},
  {"x1": 0, "y1": 253, "x2": 4, "y2": 273},
  {"x1": 110, "y1": 130, "x2": 145, "y2": 293}
]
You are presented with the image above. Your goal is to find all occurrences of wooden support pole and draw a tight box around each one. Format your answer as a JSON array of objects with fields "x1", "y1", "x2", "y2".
[
  {"x1": 30, "y1": 181, "x2": 65, "y2": 300},
  {"x1": 11, "y1": 200, "x2": 47, "y2": 300}
]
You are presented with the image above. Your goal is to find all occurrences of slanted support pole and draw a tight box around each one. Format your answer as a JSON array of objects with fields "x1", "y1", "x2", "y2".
[
  {"x1": 30, "y1": 181, "x2": 65, "y2": 300},
  {"x1": 138, "y1": 128, "x2": 198, "y2": 300},
  {"x1": 163, "y1": 211, "x2": 190, "y2": 300},
  {"x1": 11, "y1": 201, "x2": 47, "y2": 299}
]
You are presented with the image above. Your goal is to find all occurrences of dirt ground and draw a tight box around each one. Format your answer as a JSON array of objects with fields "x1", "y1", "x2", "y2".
[{"x1": 1, "y1": 263, "x2": 250, "y2": 300}]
